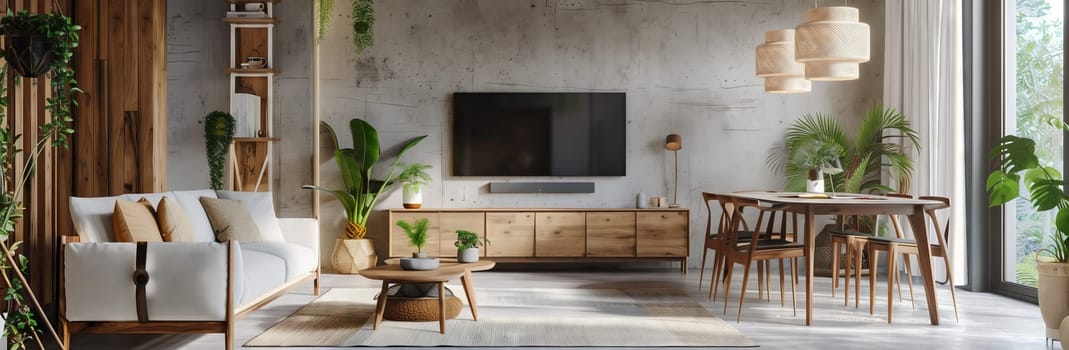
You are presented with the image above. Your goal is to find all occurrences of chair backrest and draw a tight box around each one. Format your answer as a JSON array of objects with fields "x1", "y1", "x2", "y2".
[
  {"x1": 702, "y1": 192, "x2": 719, "y2": 239},
  {"x1": 919, "y1": 196, "x2": 952, "y2": 249},
  {"x1": 884, "y1": 193, "x2": 913, "y2": 239}
]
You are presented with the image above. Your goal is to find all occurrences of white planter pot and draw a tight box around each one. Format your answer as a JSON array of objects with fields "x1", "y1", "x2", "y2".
[
  {"x1": 458, "y1": 248, "x2": 480, "y2": 263},
  {"x1": 403, "y1": 183, "x2": 422, "y2": 209},
  {"x1": 806, "y1": 169, "x2": 825, "y2": 193}
]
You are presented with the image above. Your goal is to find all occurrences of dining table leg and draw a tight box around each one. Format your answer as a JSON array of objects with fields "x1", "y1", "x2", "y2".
[
  {"x1": 804, "y1": 207, "x2": 815, "y2": 326},
  {"x1": 906, "y1": 205, "x2": 940, "y2": 325}
]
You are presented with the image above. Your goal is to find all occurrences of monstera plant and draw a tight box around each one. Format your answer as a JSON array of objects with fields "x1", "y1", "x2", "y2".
[{"x1": 304, "y1": 119, "x2": 426, "y2": 273}]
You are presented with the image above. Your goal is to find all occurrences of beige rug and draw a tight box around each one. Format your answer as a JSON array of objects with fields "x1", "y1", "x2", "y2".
[{"x1": 246, "y1": 287, "x2": 756, "y2": 347}]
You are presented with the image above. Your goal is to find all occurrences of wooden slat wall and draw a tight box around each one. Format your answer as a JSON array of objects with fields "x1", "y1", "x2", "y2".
[{"x1": 0, "y1": 0, "x2": 167, "y2": 312}]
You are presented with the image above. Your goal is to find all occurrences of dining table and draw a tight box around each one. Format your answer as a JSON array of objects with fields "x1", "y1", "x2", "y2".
[{"x1": 722, "y1": 191, "x2": 946, "y2": 326}]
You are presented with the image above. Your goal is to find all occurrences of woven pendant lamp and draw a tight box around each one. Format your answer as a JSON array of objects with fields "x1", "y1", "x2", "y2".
[
  {"x1": 794, "y1": 6, "x2": 870, "y2": 81},
  {"x1": 756, "y1": 29, "x2": 810, "y2": 93}
]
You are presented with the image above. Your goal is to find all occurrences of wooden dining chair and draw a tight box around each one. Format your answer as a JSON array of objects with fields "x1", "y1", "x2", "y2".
[
  {"x1": 867, "y1": 196, "x2": 960, "y2": 323},
  {"x1": 830, "y1": 193, "x2": 915, "y2": 308},
  {"x1": 701, "y1": 193, "x2": 769, "y2": 301},
  {"x1": 717, "y1": 195, "x2": 804, "y2": 322}
]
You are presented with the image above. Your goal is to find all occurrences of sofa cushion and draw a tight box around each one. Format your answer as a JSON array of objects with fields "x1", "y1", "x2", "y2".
[
  {"x1": 200, "y1": 197, "x2": 264, "y2": 242},
  {"x1": 113, "y1": 198, "x2": 163, "y2": 242},
  {"x1": 217, "y1": 191, "x2": 285, "y2": 242},
  {"x1": 171, "y1": 190, "x2": 219, "y2": 242},
  {"x1": 157, "y1": 197, "x2": 196, "y2": 242},
  {"x1": 242, "y1": 242, "x2": 317, "y2": 282},
  {"x1": 240, "y1": 250, "x2": 287, "y2": 306},
  {"x1": 70, "y1": 195, "x2": 122, "y2": 242}
]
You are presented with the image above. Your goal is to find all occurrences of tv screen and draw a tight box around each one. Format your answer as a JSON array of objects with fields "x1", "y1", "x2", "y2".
[{"x1": 452, "y1": 92, "x2": 626, "y2": 176}]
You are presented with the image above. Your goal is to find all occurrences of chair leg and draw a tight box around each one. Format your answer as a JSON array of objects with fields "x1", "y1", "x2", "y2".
[
  {"x1": 886, "y1": 245, "x2": 897, "y2": 324},
  {"x1": 868, "y1": 246, "x2": 878, "y2": 315},
  {"x1": 903, "y1": 253, "x2": 916, "y2": 309},
  {"x1": 854, "y1": 244, "x2": 862, "y2": 309},
  {"x1": 736, "y1": 259, "x2": 754, "y2": 322},
  {"x1": 843, "y1": 244, "x2": 852, "y2": 307},
  {"x1": 778, "y1": 259, "x2": 786, "y2": 307},
  {"x1": 895, "y1": 254, "x2": 904, "y2": 302},
  {"x1": 789, "y1": 258, "x2": 797, "y2": 317},
  {"x1": 945, "y1": 257, "x2": 960, "y2": 322},
  {"x1": 765, "y1": 262, "x2": 772, "y2": 302},
  {"x1": 831, "y1": 239, "x2": 841, "y2": 298},
  {"x1": 699, "y1": 248, "x2": 710, "y2": 290},
  {"x1": 794, "y1": 257, "x2": 800, "y2": 286},
  {"x1": 757, "y1": 261, "x2": 765, "y2": 302},
  {"x1": 722, "y1": 260, "x2": 735, "y2": 315},
  {"x1": 711, "y1": 252, "x2": 725, "y2": 300}
]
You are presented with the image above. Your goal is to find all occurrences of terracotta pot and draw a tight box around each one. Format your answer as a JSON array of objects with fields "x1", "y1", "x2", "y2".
[
  {"x1": 1038, "y1": 260, "x2": 1069, "y2": 340},
  {"x1": 1060, "y1": 316, "x2": 1069, "y2": 349},
  {"x1": 332, "y1": 238, "x2": 377, "y2": 274}
]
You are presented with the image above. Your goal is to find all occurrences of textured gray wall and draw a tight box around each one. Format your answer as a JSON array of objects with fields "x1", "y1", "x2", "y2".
[
  {"x1": 167, "y1": 0, "x2": 315, "y2": 217},
  {"x1": 317, "y1": 0, "x2": 885, "y2": 269}
]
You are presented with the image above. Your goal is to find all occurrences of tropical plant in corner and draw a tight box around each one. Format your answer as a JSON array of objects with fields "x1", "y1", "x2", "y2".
[
  {"x1": 0, "y1": 8, "x2": 80, "y2": 350},
  {"x1": 314, "y1": 0, "x2": 375, "y2": 53},
  {"x1": 397, "y1": 218, "x2": 429, "y2": 257},
  {"x1": 204, "y1": 111, "x2": 236, "y2": 191},
  {"x1": 987, "y1": 130, "x2": 1069, "y2": 339},
  {"x1": 769, "y1": 105, "x2": 920, "y2": 194}
]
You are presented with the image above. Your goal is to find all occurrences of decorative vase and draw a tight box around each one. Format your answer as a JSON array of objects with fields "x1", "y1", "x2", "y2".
[
  {"x1": 4, "y1": 33, "x2": 54, "y2": 78},
  {"x1": 1061, "y1": 316, "x2": 1069, "y2": 349},
  {"x1": 806, "y1": 169, "x2": 825, "y2": 193},
  {"x1": 400, "y1": 257, "x2": 439, "y2": 271},
  {"x1": 458, "y1": 247, "x2": 479, "y2": 263},
  {"x1": 1038, "y1": 260, "x2": 1069, "y2": 340},
  {"x1": 403, "y1": 183, "x2": 422, "y2": 209},
  {"x1": 636, "y1": 192, "x2": 648, "y2": 209},
  {"x1": 332, "y1": 238, "x2": 377, "y2": 274}
]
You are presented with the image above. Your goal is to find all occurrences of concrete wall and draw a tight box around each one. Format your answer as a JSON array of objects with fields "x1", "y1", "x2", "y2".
[
  {"x1": 167, "y1": 0, "x2": 315, "y2": 217},
  {"x1": 316, "y1": 0, "x2": 885, "y2": 269}
]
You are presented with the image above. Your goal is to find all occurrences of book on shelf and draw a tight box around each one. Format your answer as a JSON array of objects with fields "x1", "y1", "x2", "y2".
[{"x1": 226, "y1": 11, "x2": 268, "y2": 18}]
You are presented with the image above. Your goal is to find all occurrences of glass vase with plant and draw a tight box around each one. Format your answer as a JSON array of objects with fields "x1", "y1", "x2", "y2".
[{"x1": 397, "y1": 163, "x2": 431, "y2": 209}]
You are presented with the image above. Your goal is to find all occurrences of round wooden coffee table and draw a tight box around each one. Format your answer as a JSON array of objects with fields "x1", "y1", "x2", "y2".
[{"x1": 359, "y1": 259, "x2": 495, "y2": 334}]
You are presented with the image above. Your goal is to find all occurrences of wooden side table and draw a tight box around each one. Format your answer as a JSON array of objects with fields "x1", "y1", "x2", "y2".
[{"x1": 360, "y1": 259, "x2": 495, "y2": 334}]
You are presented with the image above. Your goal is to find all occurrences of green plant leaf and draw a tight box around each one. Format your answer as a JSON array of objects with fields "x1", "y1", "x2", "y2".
[
  {"x1": 335, "y1": 149, "x2": 364, "y2": 195},
  {"x1": 1023, "y1": 166, "x2": 1061, "y2": 189},
  {"x1": 315, "y1": 0, "x2": 335, "y2": 40},
  {"x1": 990, "y1": 135, "x2": 1040, "y2": 174},
  {"x1": 349, "y1": 119, "x2": 380, "y2": 174},
  {"x1": 1028, "y1": 178, "x2": 1065, "y2": 211},
  {"x1": 986, "y1": 171, "x2": 1020, "y2": 206}
]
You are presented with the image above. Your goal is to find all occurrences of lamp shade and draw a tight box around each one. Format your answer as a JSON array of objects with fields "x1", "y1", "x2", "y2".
[
  {"x1": 794, "y1": 6, "x2": 870, "y2": 81},
  {"x1": 664, "y1": 134, "x2": 682, "y2": 151},
  {"x1": 755, "y1": 29, "x2": 810, "y2": 93}
]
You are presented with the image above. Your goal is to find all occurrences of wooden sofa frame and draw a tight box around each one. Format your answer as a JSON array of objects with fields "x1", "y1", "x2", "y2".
[{"x1": 58, "y1": 237, "x2": 321, "y2": 350}]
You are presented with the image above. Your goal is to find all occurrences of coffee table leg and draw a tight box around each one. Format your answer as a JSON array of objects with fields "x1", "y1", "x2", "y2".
[
  {"x1": 460, "y1": 270, "x2": 479, "y2": 321},
  {"x1": 374, "y1": 281, "x2": 389, "y2": 330},
  {"x1": 438, "y1": 282, "x2": 447, "y2": 334}
]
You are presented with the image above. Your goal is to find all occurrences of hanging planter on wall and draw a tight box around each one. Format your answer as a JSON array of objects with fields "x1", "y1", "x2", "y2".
[
  {"x1": 4, "y1": 32, "x2": 53, "y2": 77},
  {"x1": 755, "y1": 29, "x2": 810, "y2": 93},
  {"x1": 794, "y1": 6, "x2": 870, "y2": 81}
]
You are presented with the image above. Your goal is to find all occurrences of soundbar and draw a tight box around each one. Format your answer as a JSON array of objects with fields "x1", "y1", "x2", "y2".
[{"x1": 488, "y1": 182, "x2": 595, "y2": 193}]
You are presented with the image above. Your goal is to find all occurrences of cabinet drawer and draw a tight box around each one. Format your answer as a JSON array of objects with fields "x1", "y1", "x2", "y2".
[
  {"x1": 486, "y1": 212, "x2": 535, "y2": 257},
  {"x1": 586, "y1": 212, "x2": 636, "y2": 257},
  {"x1": 636, "y1": 211, "x2": 688, "y2": 257},
  {"x1": 439, "y1": 212, "x2": 486, "y2": 257},
  {"x1": 535, "y1": 212, "x2": 586, "y2": 257}
]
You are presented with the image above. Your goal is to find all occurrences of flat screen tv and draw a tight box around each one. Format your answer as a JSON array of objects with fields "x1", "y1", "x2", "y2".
[{"x1": 452, "y1": 92, "x2": 626, "y2": 176}]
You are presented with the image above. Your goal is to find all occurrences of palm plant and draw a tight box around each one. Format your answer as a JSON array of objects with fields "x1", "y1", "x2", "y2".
[
  {"x1": 396, "y1": 218, "x2": 430, "y2": 255},
  {"x1": 303, "y1": 119, "x2": 427, "y2": 239},
  {"x1": 769, "y1": 105, "x2": 920, "y2": 194}
]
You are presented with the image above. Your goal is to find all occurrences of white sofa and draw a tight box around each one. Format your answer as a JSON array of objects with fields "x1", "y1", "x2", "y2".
[{"x1": 60, "y1": 190, "x2": 320, "y2": 350}]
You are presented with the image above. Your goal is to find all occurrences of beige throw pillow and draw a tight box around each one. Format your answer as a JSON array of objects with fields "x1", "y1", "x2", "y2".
[
  {"x1": 157, "y1": 196, "x2": 196, "y2": 242},
  {"x1": 199, "y1": 197, "x2": 264, "y2": 242},
  {"x1": 113, "y1": 198, "x2": 163, "y2": 242}
]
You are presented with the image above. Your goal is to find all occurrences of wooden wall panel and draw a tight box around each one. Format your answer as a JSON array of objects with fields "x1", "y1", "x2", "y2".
[{"x1": 0, "y1": 0, "x2": 167, "y2": 315}]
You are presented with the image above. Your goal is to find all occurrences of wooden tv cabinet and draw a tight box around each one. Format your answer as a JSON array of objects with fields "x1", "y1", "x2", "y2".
[{"x1": 387, "y1": 208, "x2": 690, "y2": 271}]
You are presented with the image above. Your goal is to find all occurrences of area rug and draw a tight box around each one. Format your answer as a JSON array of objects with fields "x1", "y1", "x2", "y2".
[{"x1": 245, "y1": 287, "x2": 756, "y2": 347}]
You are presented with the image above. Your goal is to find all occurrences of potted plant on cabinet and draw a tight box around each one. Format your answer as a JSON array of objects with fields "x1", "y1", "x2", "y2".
[
  {"x1": 396, "y1": 218, "x2": 438, "y2": 270},
  {"x1": 455, "y1": 230, "x2": 487, "y2": 263},
  {"x1": 303, "y1": 119, "x2": 427, "y2": 274},
  {"x1": 397, "y1": 163, "x2": 431, "y2": 209},
  {"x1": 987, "y1": 134, "x2": 1069, "y2": 341}
]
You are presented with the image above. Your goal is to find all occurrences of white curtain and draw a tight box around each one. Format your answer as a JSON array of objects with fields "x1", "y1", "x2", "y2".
[{"x1": 883, "y1": 0, "x2": 965, "y2": 284}]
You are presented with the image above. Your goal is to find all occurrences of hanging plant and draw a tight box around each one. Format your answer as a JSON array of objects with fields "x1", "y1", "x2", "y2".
[
  {"x1": 0, "y1": 9, "x2": 81, "y2": 350},
  {"x1": 352, "y1": 0, "x2": 374, "y2": 52},
  {"x1": 204, "y1": 111, "x2": 236, "y2": 191}
]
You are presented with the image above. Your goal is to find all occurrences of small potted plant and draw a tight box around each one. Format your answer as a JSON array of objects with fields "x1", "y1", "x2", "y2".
[
  {"x1": 397, "y1": 218, "x2": 438, "y2": 270},
  {"x1": 788, "y1": 139, "x2": 843, "y2": 193},
  {"x1": 454, "y1": 230, "x2": 487, "y2": 263},
  {"x1": 397, "y1": 163, "x2": 432, "y2": 209}
]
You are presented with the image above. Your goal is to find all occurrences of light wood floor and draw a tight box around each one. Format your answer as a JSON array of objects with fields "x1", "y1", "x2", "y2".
[{"x1": 69, "y1": 263, "x2": 1050, "y2": 350}]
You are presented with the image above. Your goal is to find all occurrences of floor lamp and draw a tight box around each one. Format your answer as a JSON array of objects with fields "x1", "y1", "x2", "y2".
[{"x1": 664, "y1": 134, "x2": 682, "y2": 208}]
